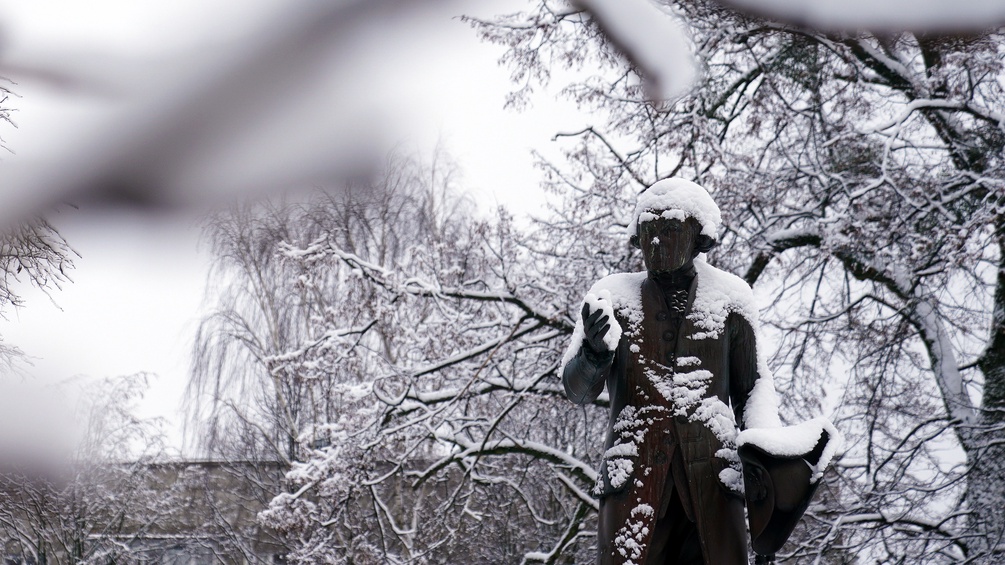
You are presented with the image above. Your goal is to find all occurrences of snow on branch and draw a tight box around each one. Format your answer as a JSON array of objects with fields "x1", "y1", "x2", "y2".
[
  {"x1": 285, "y1": 238, "x2": 573, "y2": 332},
  {"x1": 433, "y1": 433, "x2": 599, "y2": 489},
  {"x1": 573, "y1": 0, "x2": 697, "y2": 101}
]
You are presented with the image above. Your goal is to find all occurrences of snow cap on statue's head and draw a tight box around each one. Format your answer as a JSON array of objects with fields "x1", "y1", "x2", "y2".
[{"x1": 628, "y1": 178, "x2": 721, "y2": 241}]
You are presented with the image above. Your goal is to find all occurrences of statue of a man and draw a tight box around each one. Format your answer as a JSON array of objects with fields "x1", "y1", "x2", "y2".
[{"x1": 562, "y1": 179, "x2": 838, "y2": 565}]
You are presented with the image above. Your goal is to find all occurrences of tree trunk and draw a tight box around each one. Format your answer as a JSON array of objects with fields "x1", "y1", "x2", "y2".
[{"x1": 970, "y1": 228, "x2": 1005, "y2": 559}]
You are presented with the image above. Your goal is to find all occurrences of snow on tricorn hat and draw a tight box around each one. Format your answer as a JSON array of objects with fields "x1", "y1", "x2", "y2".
[{"x1": 627, "y1": 178, "x2": 721, "y2": 241}]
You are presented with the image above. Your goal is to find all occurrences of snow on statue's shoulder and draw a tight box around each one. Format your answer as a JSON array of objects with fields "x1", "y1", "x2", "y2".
[
  {"x1": 689, "y1": 259, "x2": 758, "y2": 340},
  {"x1": 561, "y1": 272, "x2": 646, "y2": 371},
  {"x1": 688, "y1": 258, "x2": 783, "y2": 430}
]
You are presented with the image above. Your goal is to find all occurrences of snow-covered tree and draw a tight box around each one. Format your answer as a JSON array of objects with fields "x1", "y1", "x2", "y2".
[
  {"x1": 469, "y1": 1, "x2": 1005, "y2": 561},
  {"x1": 191, "y1": 142, "x2": 657, "y2": 562},
  {"x1": 0, "y1": 374, "x2": 170, "y2": 564},
  {"x1": 190, "y1": 4, "x2": 1005, "y2": 561}
]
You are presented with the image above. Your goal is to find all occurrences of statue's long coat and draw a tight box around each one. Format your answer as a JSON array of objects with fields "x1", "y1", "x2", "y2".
[{"x1": 563, "y1": 261, "x2": 766, "y2": 565}]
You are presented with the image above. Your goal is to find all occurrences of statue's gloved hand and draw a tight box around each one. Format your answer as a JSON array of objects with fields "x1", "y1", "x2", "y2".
[
  {"x1": 562, "y1": 302, "x2": 616, "y2": 404},
  {"x1": 581, "y1": 303, "x2": 615, "y2": 367}
]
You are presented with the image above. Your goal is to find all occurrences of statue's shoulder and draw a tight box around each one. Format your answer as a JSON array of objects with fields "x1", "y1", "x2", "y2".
[
  {"x1": 694, "y1": 260, "x2": 753, "y2": 302},
  {"x1": 588, "y1": 271, "x2": 647, "y2": 327},
  {"x1": 693, "y1": 260, "x2": 759, "y2": 333}
]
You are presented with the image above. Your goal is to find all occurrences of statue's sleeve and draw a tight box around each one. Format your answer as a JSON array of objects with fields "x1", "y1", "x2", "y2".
[
  {"x1": 728, "y1": 311, "x2": 760, "y2": 427},
  {"x1": 562, "y1": 341, "x2": 613, "y2": 404}
]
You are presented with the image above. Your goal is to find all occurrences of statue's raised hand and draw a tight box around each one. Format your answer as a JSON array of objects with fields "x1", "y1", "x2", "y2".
[{"x1": 582, "y1": 303, "x2": 612, "y2": 356}]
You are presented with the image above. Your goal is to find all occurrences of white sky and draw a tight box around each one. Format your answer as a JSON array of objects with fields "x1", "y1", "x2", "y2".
[{"x1": 0, "y1": 0, "x2": 589, "y2": 450}]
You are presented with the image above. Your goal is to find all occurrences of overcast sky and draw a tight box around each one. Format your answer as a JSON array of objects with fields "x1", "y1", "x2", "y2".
[{"x1": 0, "y1": 0, "x2": 589, "y2": 451}]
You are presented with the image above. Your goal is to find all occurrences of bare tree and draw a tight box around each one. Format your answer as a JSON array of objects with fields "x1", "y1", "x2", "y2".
[{"x1": 0, "y1": 218, "x2": 77, "y2": 362}]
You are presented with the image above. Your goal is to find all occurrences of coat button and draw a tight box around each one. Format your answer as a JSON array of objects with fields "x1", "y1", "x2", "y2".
[
  {"x1": 663, "y1": 330, "x2": 676, "y2": 341},
  {"x1": 656, "y1": 311, "x2": 668, "y2": 321}
]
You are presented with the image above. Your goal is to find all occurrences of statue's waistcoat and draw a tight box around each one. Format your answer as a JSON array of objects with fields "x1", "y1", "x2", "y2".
[{"x1": 598, "y1": 274, "x2": 746, "y2": 564}]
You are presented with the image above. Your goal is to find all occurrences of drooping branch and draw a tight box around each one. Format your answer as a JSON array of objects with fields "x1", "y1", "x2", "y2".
[{"x1": 744, "y1": 228, "x2": 822, "y2": 285}]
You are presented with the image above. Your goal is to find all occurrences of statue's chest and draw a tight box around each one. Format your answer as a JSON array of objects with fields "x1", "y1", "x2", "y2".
[{"x1": 614, "y1": 281, "x2": 729, "y2": 419}]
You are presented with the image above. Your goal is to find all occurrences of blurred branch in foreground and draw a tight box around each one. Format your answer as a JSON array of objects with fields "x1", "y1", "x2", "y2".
[{"x1": 4, "y1": 0, "x2": 1004, "y2": 234}]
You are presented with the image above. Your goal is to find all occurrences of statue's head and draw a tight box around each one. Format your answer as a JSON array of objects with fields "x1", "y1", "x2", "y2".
[{"x1": 628, "y1": 179, "x2": 720, "y2": 274}]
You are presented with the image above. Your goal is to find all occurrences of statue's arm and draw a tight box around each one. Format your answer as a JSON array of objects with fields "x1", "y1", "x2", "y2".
[
  {"x1": 727, "y1": 312, "x2": 760, "y2": 427},
  {"x1": 562, "y1": 344, "x2": 614, "y2": 404}
]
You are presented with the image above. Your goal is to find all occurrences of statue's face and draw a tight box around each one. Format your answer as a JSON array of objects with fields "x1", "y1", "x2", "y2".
[{"x1": 637, "y1": 213, "x2": 700, "y2": 274}]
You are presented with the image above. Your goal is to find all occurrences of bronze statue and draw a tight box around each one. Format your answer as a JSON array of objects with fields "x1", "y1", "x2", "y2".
[{"x1": 562, "y1": 179, "x2": 839, "y2": 565}]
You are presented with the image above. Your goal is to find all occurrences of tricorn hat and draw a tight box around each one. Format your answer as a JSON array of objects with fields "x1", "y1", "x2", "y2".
[{"x1": 739, "y1": 430, "x2": 831, "y2": 556}]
